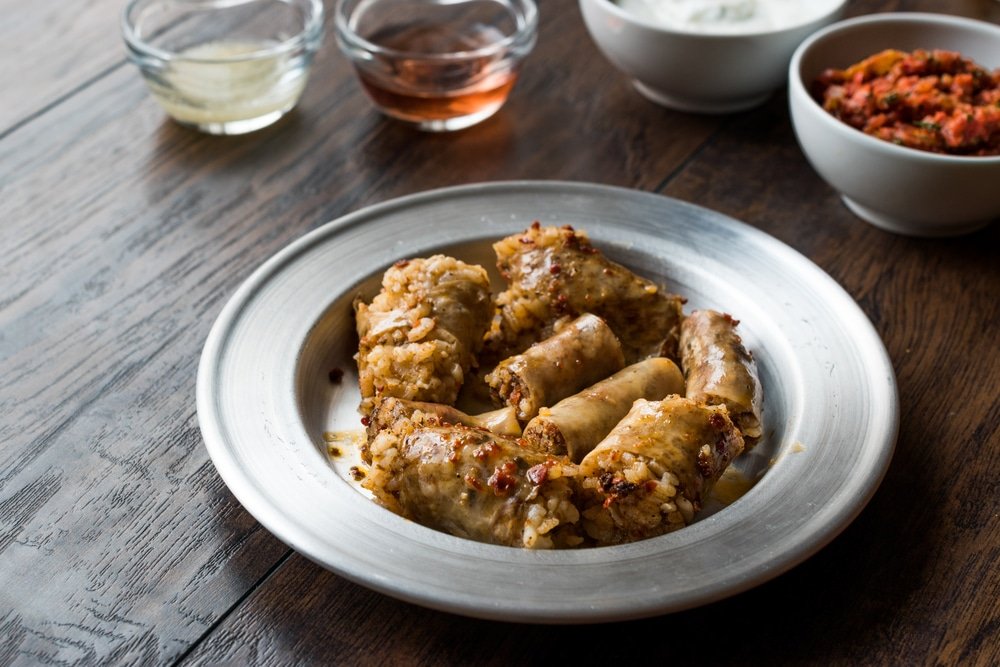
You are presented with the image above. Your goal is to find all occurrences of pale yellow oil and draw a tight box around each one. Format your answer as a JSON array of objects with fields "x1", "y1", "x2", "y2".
[
  {"x1": 709, "y1": 466, "x2": 756, "y2": 505},
  {"x1": 147, "y1": 40, "x2": 308, "y2": 127}
]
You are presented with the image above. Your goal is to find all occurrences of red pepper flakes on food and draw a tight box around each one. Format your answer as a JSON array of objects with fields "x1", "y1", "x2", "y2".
[
  {"x1": 488, "y1": 460, "x2": 519, "y2": 496},
  {"x1": 444, "y1": 436, "x2": 467, "y2": 462},
  {"x1": 360, "y1": 416, "x2": 370, "y2": 426},
  {"x1": 709, "y1": 413, "x2": 727, "y2": 430},
  {"x1": 598, "y1": 472, "x2": 638, "y2": 507},
  {"x1": 472, "y1": 441, "x2": 500, "y2": 461},
  {"x1": 464, "y1": 470, "x2": 484, "y2": 491},
  {"x1": 526, "y1": 462, "x2": 549, "y2": 485},
  {"x1": 553, "y1": 293, "x2": 570, "y2": 314},
  {"x1": 531, "y1": 221, "x2": 541, "y2": 230},
  {"x1": 697, "y1": 448, "x2": 714, "y2": 478},
  {"x1": 549, "y1": 263, "x2": 562, "y2": 275},
  {"x1": 599, "y1": 473, "x2": 632, "y2": 494},
  {"x1": 393, "y1": 259, "x2": 410, "y2": 268}
]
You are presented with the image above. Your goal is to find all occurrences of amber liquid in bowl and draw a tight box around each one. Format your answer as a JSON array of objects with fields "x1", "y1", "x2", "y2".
[
  {"x1": 357, "y1": 53, "x2": 517, "y2": 126},
  {"x1": 349, "y1": 0, "x2": 527, "y2": 131}
]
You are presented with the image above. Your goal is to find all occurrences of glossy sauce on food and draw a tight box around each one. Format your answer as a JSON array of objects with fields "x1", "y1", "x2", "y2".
[
  {"x1": 350, "y1": 225, "x2": 764, "y2": 548},
  {"x1": 708, "y1": 467, "x2": 755, "y2": 505}
]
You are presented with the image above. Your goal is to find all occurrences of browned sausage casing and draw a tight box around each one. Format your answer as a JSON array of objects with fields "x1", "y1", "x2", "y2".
[
  {"x1": 366, "y1": 397, "x2": 521, "y2": 446},
  {"x1": 679, "y1": 309, "x2": 763, "y2": 447},
  {"x1": 578, "y1": 396, "x2": 744, "y2": 546},
  {"x1": 522, "y1": 357, "x2": 685, "y2": 462},
  {"x1": 485, "y1": 313, "x2": 626, "y2": 422},
  {"x1": 364, "y1": 424, "x2": 581, "y2": 549},
  {"x1": 486, "y1": 224, "x2": 685, "y2": 364}
]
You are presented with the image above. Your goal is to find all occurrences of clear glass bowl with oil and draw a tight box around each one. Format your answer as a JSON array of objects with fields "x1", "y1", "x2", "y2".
[
  {"x1": 123, "y1": 0, "x2": 324, "y2": 135},
  {"x1": 335, "y1": 0, "x2": 537, "y2": 132}
]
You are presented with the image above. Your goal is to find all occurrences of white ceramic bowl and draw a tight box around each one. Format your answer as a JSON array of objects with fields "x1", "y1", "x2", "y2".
[
  {"x1": 789, "y1": 13, "x2": 1000, "y2": 237},
  {"x1": 578, "y1": 0, "x2": 847, "y2": 113}
]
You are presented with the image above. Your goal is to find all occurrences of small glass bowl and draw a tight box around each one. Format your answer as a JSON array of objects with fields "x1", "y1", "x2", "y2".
[
  {"x1": 335, "y1": 0, "x2": 538, "y2": 132},
  {"x1": 122, "y1": 0, "x2": 324, "y2": 135}
]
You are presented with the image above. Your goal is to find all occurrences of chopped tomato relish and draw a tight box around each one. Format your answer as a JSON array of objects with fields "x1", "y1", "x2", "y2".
[{"x1": 813, "y1": 49, "x2": 1000, "y2": 156}]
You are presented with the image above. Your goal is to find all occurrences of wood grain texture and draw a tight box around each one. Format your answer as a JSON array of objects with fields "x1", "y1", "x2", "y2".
[
  {"x1": 1, "y1": 0, "x2": 997, "y2": 665},
  {"x1": 0, "y1": 0, "x2": 720, "y2": 663},
  {"x1": 0, "y1": 0, "x2": 130, "y2": 134}
]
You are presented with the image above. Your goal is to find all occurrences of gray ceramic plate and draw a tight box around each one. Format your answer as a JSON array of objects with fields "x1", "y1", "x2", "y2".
[{"x1": 197, "y1": 181, "x2": 898, "y2": 622}]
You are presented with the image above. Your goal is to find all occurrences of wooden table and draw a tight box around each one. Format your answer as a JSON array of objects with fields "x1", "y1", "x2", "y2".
[{"x1": 2, "y1": 0, "x2": 998, "y2": 664}]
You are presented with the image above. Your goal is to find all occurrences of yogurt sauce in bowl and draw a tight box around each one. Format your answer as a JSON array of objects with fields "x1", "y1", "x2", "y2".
[
  {"x1": 580, "y1": 0, "x2": 847, "y2": 112},
  {"x1": 616, "y1": 0, "x2": 823, "y2": 33}
]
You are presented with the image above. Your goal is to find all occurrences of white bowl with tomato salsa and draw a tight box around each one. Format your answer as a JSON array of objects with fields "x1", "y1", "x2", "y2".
[
  {"x1": 579, "y1": 0, "x2": 847, "y2": 114},
  {"x1": 789, "y1": 12, "x2": 1000, "y2": 237}
]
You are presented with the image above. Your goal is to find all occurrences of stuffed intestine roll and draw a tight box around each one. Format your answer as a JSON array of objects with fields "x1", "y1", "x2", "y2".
[
  {"x1": 364, "y1": 423, "x2": 581, "y2": 549},
  {"x1": 363, "y1": 396, "x2": 520, "y2": 462},
  {"x1": 578, "y1": 396, "x2": 744, "y2": 546},
  {"x1": 355, "y1": 256, "x2": 493, "y2": 416},
  {"x1": 522, "y1": 357, "x2": 685, "y2": 462},
  {"x1": 679, "y1": 309, "x2": 763, "y2": 447},
  {"x1": 485, "y1": 313, "x2": 625, "y2": 422},
  {"x1": 485, "y1": 223, "x2": 685, "y2": 364}
]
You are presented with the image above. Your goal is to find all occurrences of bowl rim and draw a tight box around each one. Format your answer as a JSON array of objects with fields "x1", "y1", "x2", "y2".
[
  {"x1": 789, "y1": 11, "x2": 1000, "y2": 165},
  {"x1": 121, "y1": 0, "x2": 325, "y2": 64},
  {"x1": 579, "y1": 0, "x2": 848, "y2": 39},
  {"x1": 334, "y1": 0, "x2": 538, "y2": 62}
]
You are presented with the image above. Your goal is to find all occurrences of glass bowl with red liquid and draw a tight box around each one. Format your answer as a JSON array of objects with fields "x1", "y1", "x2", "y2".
[{"x1": 335, "y1": 0, "x2": 537, "y2": 131}]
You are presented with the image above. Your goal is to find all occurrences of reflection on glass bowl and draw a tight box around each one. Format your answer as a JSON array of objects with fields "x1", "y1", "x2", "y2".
[
  {"x1": 122, "y1": 0, "x2": 324, "y2": 135},
  {"x1": 335, "y1": 0, "x2": 537, "y2": 132}
]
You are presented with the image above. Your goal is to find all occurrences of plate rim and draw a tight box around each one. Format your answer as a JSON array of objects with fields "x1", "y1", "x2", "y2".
[{"x1": 197, "y1": 180, "x2": 899, "y2": 622}]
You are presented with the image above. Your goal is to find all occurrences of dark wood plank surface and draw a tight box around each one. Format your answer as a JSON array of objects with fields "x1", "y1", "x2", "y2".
[
  {"x1": 1, "y1": 0, "x2": 997, "y2": 665},
  {"x1": 0, "y1": 0, "x2": 130, "y2": 133}
]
